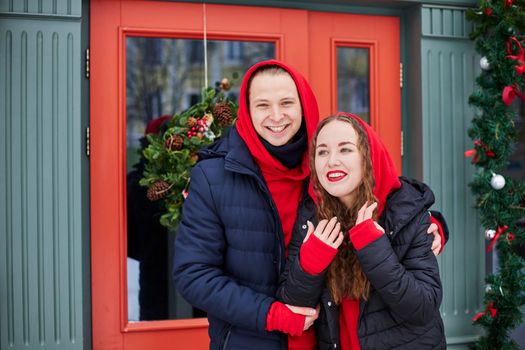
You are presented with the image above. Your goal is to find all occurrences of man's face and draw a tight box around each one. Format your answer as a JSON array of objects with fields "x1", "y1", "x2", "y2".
[{"x1": 248, "y1": 72, "x2": 302, "y2": 146}]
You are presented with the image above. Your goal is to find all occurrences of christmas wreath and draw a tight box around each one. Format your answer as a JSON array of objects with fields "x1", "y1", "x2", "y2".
[{"x1": 140, "y1": 79, "x2": 238, "y2": 228}]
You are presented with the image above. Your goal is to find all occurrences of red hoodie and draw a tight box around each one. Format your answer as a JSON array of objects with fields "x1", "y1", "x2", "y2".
[{"x1": 236, "y1": 60, "x2": 320, "y2": 349}]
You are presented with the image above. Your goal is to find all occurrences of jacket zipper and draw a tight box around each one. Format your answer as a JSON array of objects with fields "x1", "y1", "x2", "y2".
[{"x1": 221, "y1": 327, "x2": 232, "y2": 350}]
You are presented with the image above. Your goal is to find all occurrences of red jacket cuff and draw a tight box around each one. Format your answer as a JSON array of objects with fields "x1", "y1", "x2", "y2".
[
  {"x1": 349, "y1": 219, "x2": 384, "y2": 251},
  {"x1": 299, "y1": 233, "x2": 338, "y2": 275},
  {"x1": 265, "y1": 301, "x2": 305, "y2": 336},
  {"x1": 430, "y1": 215, "x2": 445, "y2": 254}
]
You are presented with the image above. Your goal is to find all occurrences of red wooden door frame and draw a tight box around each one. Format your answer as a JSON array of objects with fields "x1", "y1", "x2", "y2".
[{"x1": 90, "y1": 1, "x2": 400, "y2": 349}]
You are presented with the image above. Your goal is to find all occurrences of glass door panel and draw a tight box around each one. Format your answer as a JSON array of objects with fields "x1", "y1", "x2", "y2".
[{"x1": 337, "y1": 47, "x2": 370, "y2": 123}]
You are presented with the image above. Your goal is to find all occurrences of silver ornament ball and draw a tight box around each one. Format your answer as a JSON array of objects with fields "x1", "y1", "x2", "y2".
[
  {"x1": 475, "y1": 109, "x2": 484, "y2": 117},
  {"x1": 485, "y1": 229, "x2": 496, "y2": 240},
  {"x1": 480, "y1": 56, "x2": 490, "y2": 70},
  {"x1": 485, "y1": 285, "x2": 492, "y2": 293},
  {"x1": 490, "y1": 174, "x2": 505, "y2": 190}
]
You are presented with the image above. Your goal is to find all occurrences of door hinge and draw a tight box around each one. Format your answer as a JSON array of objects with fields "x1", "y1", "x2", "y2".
[
  {"x1": 86, "y1": 127, "x2": 90, "y2": 157},
  {"x1": 85, "y1": 48, "x2": 90, "y2": 79},
  {"x1": 401, "y1": 130, "x2": 404, "y2": 157},
  {"x1": 400, "y1": 62, "x2": 403, "y2": 88}
]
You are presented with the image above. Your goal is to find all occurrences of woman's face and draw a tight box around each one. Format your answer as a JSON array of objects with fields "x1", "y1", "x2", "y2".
[
  {"x1": 314, "y1": 120, "x2": 364, "y2": 206},
  {"x1": 249, "y1": 72, "x2": 302, "y2": 146}
]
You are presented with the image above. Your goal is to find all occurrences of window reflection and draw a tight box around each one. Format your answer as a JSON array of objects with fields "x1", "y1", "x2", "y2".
[
  {"x1": 337, "y1": 47, "x2": 370, "y2": 123},
  {"x1": 125, "y1": 37, "x2": 274, "y2": 321}
]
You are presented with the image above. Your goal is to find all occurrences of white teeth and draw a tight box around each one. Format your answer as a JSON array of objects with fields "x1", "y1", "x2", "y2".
[
  {"x1": 266, "y1": 125, "x2": 287, "y2": 133},
  {"x1": 328, "y1": 172, "x2": 346, "y2": 178}
]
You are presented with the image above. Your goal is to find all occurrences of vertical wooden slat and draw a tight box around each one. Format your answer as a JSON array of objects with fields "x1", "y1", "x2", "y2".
[
  {"x1": 42, "y1": 0, "x2": 54, "y2": 14},
  {"x1": 20, "y1": 29, "x2": 30, "y2": 346},
  {"x1": 11, "y1": 24, "x2": 23, "y2": 347},
  {"x1": 2, "y1": 28, "x2": 15, "y2": 348},
  {"x1": 51, "y1": 30, "x2": 61, "y2": 344},
  {"x1": 36, "y1": 29, "x2": 46, "y2": 345},
  {"x1": 67, "y1": 31, "x2": 76, "y2": 343}
]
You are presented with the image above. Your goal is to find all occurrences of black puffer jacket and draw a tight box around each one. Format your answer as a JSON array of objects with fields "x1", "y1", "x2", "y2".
[{"x1": 277, "y1": 177, "x2": 447, "y2": 350}]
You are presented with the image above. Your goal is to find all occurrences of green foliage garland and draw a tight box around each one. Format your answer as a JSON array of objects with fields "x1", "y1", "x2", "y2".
[
  {"x1": 140, "y1": 85, "x2": 238, "y2": 228},
  {"x1": 467, "y1": 1, "x2": 525, "y2": 348}
]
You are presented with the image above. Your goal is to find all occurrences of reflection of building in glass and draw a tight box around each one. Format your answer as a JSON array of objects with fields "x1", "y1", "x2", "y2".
[
  {"x1": 126, "y1": 38, "x2": 274, "y2": 168},
  {"x1": 125, "y1": 37, "x2": 274, "y2": 321},
  {"x1": 337, "y1": 47, "x2": 370, "y2": 122},
  {"x1": 349, "y1": 77, "x2": 369, "y2": 114}
]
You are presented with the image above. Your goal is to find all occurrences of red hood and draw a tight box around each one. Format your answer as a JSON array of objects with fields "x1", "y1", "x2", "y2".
[
  {"x1": 337, "y1": 113, "x2": 401, "y2": 216},
  {"x1": 236, "y1": 59, "x2": 320, "y2": 180}
]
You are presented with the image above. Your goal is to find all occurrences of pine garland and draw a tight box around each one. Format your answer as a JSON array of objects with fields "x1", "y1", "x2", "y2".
[
  {"x1": 140, "y1": 84, "x2": 238, "y2": 228},
  {"x1": 467, "y1": 1, "x2": 525, "y2": 348}
]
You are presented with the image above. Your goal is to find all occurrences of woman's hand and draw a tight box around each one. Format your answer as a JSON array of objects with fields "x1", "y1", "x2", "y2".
[
  {"x1": 427, "y1": 223, "x2": 442, "y2": 256},
  {"x1": 304, "y1": 217, "x2": 344, "y2": 249},
  {"x1": 356, "y1": 202, "x2": 384, "y2": 233}
]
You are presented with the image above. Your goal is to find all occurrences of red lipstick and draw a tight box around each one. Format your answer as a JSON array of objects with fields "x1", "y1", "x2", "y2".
[{"x1": 326, "y1": 170, "x2": 348, "y2": 182}]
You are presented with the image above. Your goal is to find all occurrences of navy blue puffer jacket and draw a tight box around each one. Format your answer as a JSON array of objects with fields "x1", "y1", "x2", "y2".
[{"x1": 173, "y1": 127, "x2": 316, "y2": 350}]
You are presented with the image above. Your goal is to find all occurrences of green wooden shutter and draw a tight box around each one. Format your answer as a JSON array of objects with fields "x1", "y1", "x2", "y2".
[{"x1": 0, "y1": 1, "x2": 86, "y2": 349}]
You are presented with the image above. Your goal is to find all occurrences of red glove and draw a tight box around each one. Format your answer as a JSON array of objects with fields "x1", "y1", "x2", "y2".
[
  {"x1": 266, "y1": 301, "x2": 305, "y2": 336},
  {"x1": 349, "y1": 219, "x2": 384, "y2": 251},
  {"x1": 300, "y1": 234, "x2": 338, "y2": 275}
]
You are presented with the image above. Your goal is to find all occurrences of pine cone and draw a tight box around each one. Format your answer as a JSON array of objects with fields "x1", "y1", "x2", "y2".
[
  {"x1": 146, "y1": 180, "x2": 171, "y2": 201},
  {"x1": 213, "y1": 102, "x2": 233, "y2": 126},
  {"x1": 187, "y1": 117, "x2": 198, "y2": 128},
  {"x1": 165, "y1": 135, "x2": 184, "y2": 151}
]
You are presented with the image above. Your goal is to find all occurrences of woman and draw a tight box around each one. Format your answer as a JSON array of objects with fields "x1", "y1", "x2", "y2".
[{"x1": 277, "y1": 113, "x2": 446, "y2": 349}]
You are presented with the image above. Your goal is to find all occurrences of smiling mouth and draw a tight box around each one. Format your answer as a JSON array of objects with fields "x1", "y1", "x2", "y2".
[
  {"x1": 265, "y1": 124, "x2": 289, "y2": 133},
  {"x1": 327, "y1": 171, "x2": 348, "y2": 182}
]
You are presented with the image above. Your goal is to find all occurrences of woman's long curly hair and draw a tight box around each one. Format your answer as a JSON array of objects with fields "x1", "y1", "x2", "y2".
[{"x1": 310, "y1": 114, "x2": 377, "y2": 303}]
